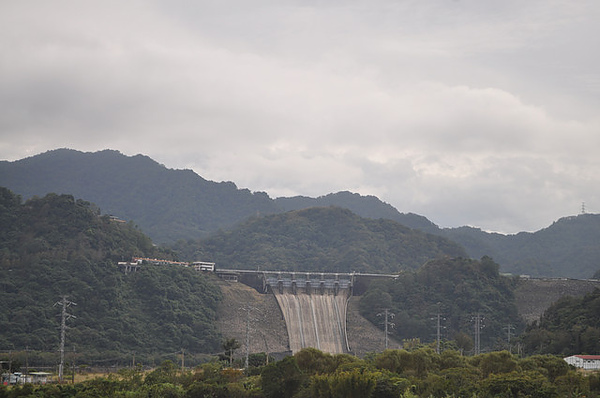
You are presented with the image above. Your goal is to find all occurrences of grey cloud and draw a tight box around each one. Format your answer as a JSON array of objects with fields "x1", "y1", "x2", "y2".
[{"x1": 1, "y1": 1, "x2": 599, "y2": 233}]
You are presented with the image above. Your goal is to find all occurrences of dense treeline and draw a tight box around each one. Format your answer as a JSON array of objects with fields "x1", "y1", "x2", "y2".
[
  {"x1": 359, "y1": 257, "x2": 524, "y2": 351},
  {"x1": 174, "y1": 207, "x2": 466, "y2": 273},
  {"x1": 522, "y1": 288, "x2": 600, "y2": 356},
  {"x1": 0, "y1": 188, "x2": 222, "y2": 363},
  {"x1": 2, "y1": 348, "x2": 597, "y2": 397}
]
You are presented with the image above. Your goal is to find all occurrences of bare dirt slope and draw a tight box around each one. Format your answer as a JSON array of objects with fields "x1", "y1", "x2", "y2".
[
  {"x1": 346, "y1": 296, "x2": 402, "y2": 356},
  {"x1": 515, "y1": 278, "x2": 600, "y2": 323},
  {"x1": 215, "y1": 280, "x2": 290, "y2": 355}
]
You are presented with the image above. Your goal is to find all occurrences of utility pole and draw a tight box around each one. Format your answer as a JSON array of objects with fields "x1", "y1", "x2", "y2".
[
  {"x1": 25, "y1": 346, "x2": 29, "y2": 380},
  {"x1": 55, "y1": 296, "x2": 76, "y2": 383},
  {"x1": 377, "y1": 309, "x2": 395, "y2": 350},
  {"x1": 71, "y1": 347, "x2": 76, "y2": 384}
]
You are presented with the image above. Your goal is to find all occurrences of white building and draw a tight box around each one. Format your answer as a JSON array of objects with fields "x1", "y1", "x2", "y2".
[
  {"x1": 564, "y1": 355, "x2": 600, "y2": 370},
  {"x1": 191, "y1": 261, "x2": 215, "y2": 272}
]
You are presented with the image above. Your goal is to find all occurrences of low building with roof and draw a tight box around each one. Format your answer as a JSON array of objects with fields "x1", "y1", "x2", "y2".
[{"x1": 564, "y1": 355, "x2": 600, "y2": 370}]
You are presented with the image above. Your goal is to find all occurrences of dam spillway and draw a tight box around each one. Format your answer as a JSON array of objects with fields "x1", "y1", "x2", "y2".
[
  {"x1": 215, "y1": 269, "x2": 398, "y2": 354},
  {"x1": 267, "y1": 273, "x2": 352, "y2": 354}
]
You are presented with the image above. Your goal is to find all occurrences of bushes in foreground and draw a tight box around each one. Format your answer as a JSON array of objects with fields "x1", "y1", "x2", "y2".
[{"x1": 1, "y1": 348, "x2": 597, "y2": 398}]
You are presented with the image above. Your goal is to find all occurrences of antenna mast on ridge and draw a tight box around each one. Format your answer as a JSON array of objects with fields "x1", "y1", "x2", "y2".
[{"x1": 581, "y1": 202, "x2": 586, "y2": 214}]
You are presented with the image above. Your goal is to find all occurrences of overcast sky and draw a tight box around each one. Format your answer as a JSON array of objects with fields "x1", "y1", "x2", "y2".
[{"x1": 1, "y1": 1, "x2": 599, "y2": 233}]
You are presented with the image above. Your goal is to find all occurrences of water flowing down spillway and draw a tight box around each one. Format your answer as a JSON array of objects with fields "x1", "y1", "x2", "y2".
[{"x1": 274, "y1": 288, "x2": 350, "y2": 354}]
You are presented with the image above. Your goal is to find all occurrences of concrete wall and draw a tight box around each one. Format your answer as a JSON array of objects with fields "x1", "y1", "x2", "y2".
[{"x1": 273, "y1": 287, "x2": 350, "y2": 354}]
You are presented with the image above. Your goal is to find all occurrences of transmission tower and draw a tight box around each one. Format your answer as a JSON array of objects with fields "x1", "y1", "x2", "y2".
[
  {"x1": 377, "y1": 309, "x2": 395, "y2": 350},
  {"x1": 55, "y1": 296, "x2": 76, "y2": 382},
  {"x1": 433, "y1": 312, "x2": 446, "y2": 354},
  {"x1": 504, "y1": 323, "x2": 515, "y2": 353},
  {"x1": 472, "y1": 313, "x2": 484, "y2": 355}
]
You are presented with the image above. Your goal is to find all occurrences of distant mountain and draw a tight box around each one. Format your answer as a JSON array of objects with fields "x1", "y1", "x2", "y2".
[
  {"x1": 275, "y1": 191, "x2": 440, "y2": 234},
  {"x1": 3, "y1": 149, "x2": 600, "y2": 278},
  {"x1": 0, "y1": 149, "x2": 279, "y2": 243},
  {"x1": 0, "y1": 149, "x2": 440, "y2": 243},
  {"x1": 182, "y1": 206, "x2": 467, "y2": 273},
  {"x1": 442, "y1": 214, "x2": 600, "y2": 279}
]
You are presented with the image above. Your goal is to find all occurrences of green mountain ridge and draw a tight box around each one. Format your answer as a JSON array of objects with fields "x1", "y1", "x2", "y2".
[
  {"x1": 442, "y1": 214, "x2": 600, "y2": 278},
  {"x1": 0, "y1": 148, "x2": 279, "y2": 243},
  {"x1": 0, "y1": 149, "x2": 438, "y2": 242},
  {"x1": 2, "y1": 148, "x2": 600, "y2": 278},
  {"x1": 178, "y1": 206, "x2": 466, "y2": 273},
  {"x1": 275, "y1": 192, "x2": 440, "y2": 234}
]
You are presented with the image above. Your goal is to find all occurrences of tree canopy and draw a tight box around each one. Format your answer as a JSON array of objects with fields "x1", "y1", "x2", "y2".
[
  {"x1": 175, "y1": 206, "x2": 466, "y2": 273},
  {"x1": 0, "y1": 187, "x2": 222, "y2": 364},
  {"x1": 522, "y1": 288, "x2": 600, "y2": 356},
  {"x1": 359, "y1": 256, "x2": 524, "y2": 351},
  {"x1": 2, "y1": 348, "x2": 595, "y2": 398}
]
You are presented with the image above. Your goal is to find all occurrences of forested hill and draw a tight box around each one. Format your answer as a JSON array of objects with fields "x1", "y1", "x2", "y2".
[
  {"x1": 442, "y1": 214, "x2": 600, "y2": 279},
  {"x1": 275, "y1": 191, "x2": 440, "y2": 234},
  {"x1": 3, "y1": 149, "x2": 600, "y2": 278},
  {"x1": 0, "y1": 149, "x2": 439, "y2": 243},
  {"x1": 0, "y1": 187, "x2": 222, "y2": 363},
  {"x1": 359, "y1": 256, "x2": 523, "y2": 351},
  {"x1": 175, "y1": 206, "x2": 467, "y2": 273},
  {"x1": 521, "y1": 288, "x2": 600, "y2": 356},
  {"x1": 0, "y1": 148, "x2": 279, "y2": 243}
]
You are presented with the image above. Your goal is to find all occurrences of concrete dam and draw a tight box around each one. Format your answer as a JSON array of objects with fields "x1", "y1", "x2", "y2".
[
  {"x1": 216, "y1": 269, "x2": 398, "y2": 355},
  {"x1": 267, "y1": 273, "x2": 351, "y2": 354},
  {"x1": 215, "y1": 269, "x2": 600, "y2": 357}
]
